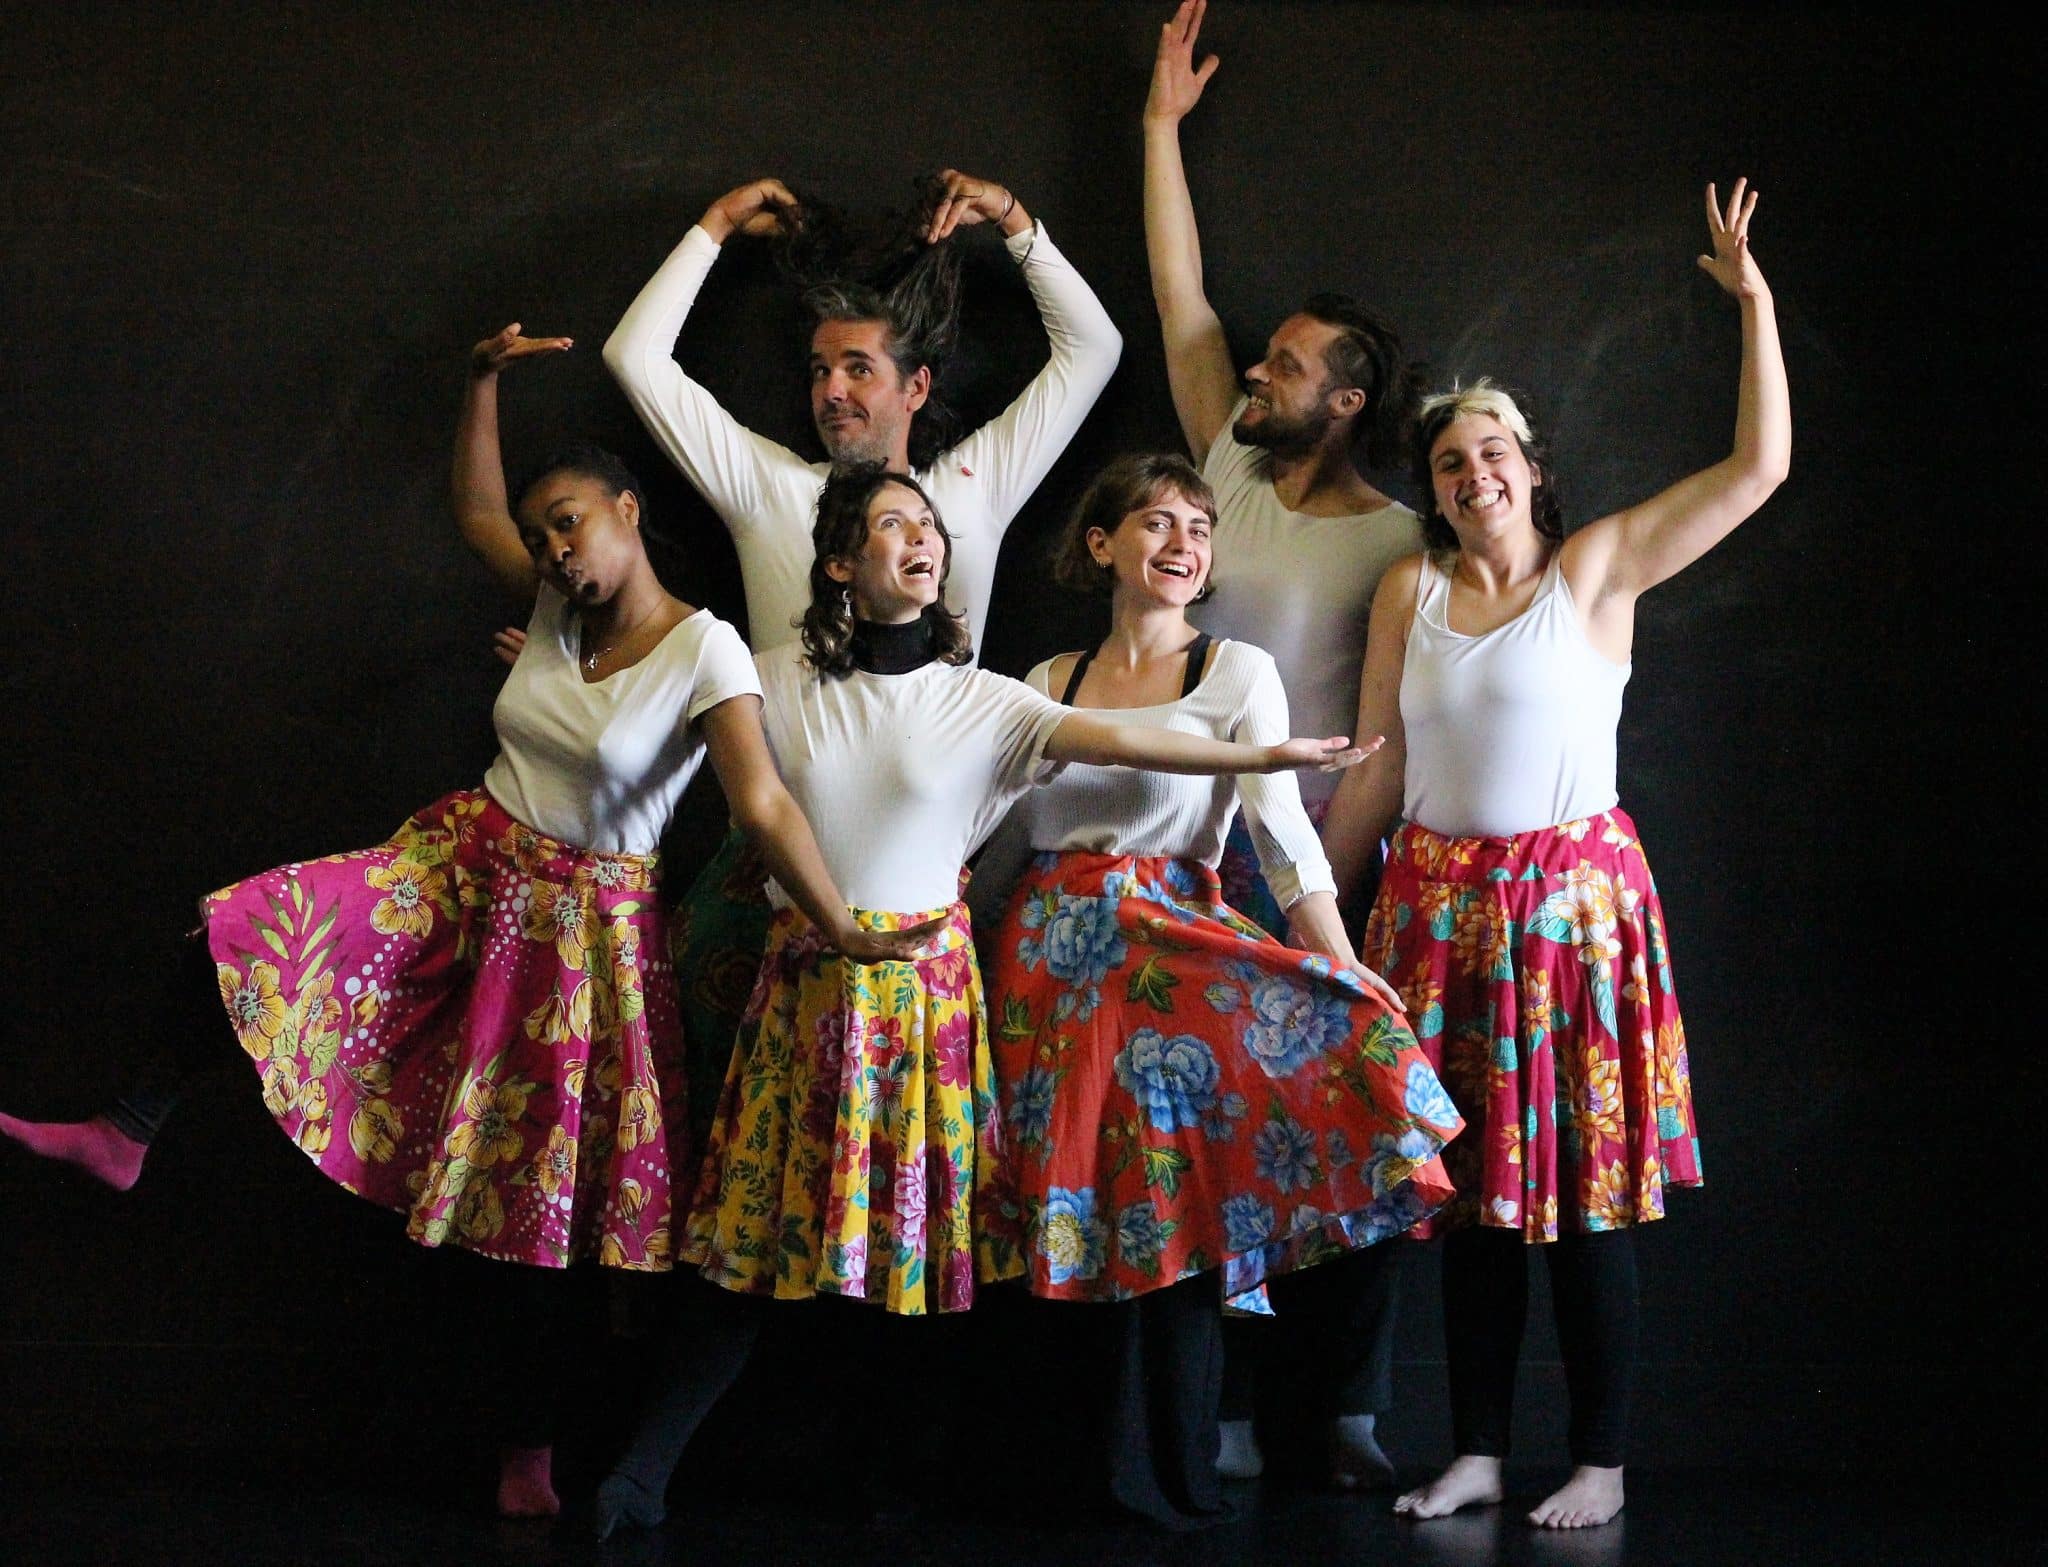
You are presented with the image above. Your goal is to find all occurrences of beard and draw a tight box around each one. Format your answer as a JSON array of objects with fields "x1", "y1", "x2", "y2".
[
  {"x1": 1232, "y1": 399, "x2": 1338, "y2": 458},
  {"x1": 818, "y1": 409, "x2": 903, "y2": 468}
]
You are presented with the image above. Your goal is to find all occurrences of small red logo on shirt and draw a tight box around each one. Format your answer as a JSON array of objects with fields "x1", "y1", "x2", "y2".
[{"x1": 959, "y1": 465, "x2": 973, "y2": 477}]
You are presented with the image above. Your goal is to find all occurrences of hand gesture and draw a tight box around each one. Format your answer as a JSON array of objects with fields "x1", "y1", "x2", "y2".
[
  {"x1": 1266, "y1": 734, "x2": 1384, "y2": 773},
  {"x1": 701, "y1": 178, "x2": 802, "y2": 245},
  {"x1": 1697, "y1": 178, "x2": 1768, "y2": 300},
  {"x1": 923, "y1": 169, "x2": 1019, "y2": 243},
  {"x1": 470, "y1": 323, "x2": 572, "y2": 379},
  {"x1": 1345, "y1": 960, "x2": 1407, "y2": 1016},
  {"x1": 830, "y1": 915, "x2": 950, "y2": 964},
  {"x1": 1145, "y1": 0, "x2": 1220, "y2": 125},
  {"x1": 493, "y1": 626, "x2": 527, "y2": 668}
]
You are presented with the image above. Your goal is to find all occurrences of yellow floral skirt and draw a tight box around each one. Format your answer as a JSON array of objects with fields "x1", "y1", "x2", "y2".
[
  {"x1": 682, "y1": 898, "x2": 1024, "y2": 1314},
  {"x1": 204, "y1": 789, "x2": 687, "y2": 1269}
]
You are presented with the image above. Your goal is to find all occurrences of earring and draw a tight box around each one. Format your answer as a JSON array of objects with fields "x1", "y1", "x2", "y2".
[{"x1": 840, "y1": 585, "x2": 853, "y2": 619}]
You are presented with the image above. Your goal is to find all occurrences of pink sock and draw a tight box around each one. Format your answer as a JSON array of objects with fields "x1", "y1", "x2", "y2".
[
  {"x1": 0, "y1": 1112, "x2": 148, "y2": 1191},
  {"x1": 497, "y1": 1445, "x2": 560, "y2": 1519}
]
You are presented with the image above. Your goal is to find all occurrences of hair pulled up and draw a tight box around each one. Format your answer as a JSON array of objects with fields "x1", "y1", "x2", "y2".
[
  {"x1": 799, "y1": 462, "x2": 973, "y2": 680},
  {"x1": 512, "y1": 440, "x2": 645, "y2": 521},
  {"x1": 1298, "y1": 293, "x2": 1426, "y2": 474},
  {"x1": 1410, "y1": 378, "x2": 1566, "y2": 550},
  {"x1": 1054, "y1": 452, "x2": 1218, "y2": 603}
]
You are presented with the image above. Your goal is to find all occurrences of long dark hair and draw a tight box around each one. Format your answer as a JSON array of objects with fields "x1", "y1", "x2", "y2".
[
  {"x1": 1053, "y1": 452, "x2": 1218, "y2": 603},
  {"x1": 1411, "y1": 379, "x2": 1566, "y2": 551},
  {"x1": 777, "y1": 180, "x2": 967, "y2": 469},
  {"x1": 1299, "y1": 292, "x2": 1426, "y2": 474},
  {"x1": 799, "y1": 463, "x2": 973, "y2": 679}
]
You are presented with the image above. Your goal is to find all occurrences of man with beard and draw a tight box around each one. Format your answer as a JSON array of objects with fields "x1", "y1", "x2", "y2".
[{"x1": 1142, "y1": 0, "x2": 1425, "y2": 1491}]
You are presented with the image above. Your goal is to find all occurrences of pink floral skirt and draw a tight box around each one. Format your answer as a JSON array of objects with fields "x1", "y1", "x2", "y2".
[
  {"x1": 1361, "y1": 809, "x2": 1702, "y2": 1242},
  {"x1": 204, "y1": 789, "x2": 687, "y2": 1269}
]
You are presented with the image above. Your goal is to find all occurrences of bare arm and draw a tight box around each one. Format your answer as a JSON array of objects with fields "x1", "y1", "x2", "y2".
[
  {"x1": 1569, "y1": 180, "x2": 1791, "y2": 631},
  {"x1": 1321, "y1": 558, "x2": 1419, "y2": 904},
  {"x1": 700, "y1": 697, "x2": 941, "y2": 962},
  {"x1": 1282, "y1": 890, "x2": 1405, "y2": 1012},
  {"x1": 452, "y1": 324, "x2": 571, "y2": 602},
  {"x1": 1143, "y1": 0, "x2": 1239, "y2": 462},
  {"x1": 1044, "y1": 712, "x2": 1371, "y2": 775}
]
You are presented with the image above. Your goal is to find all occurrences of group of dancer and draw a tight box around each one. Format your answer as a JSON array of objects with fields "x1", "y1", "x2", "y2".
[{"x1": 0, "y1": 0, "x2": 1788, "y2": 1538}]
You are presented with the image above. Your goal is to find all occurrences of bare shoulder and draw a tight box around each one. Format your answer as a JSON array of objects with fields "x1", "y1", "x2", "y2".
[{"x1": 1041, "y1": 650, "x2": 1085, "y2": 698}]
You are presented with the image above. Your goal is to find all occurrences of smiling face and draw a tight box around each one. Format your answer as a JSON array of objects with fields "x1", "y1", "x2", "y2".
[
  {"x1": 809, "y1": 319, "x2": 931, "y2": 466},
  {"x1": 824, "y1": 478, "x2": 948, "y2": 623},
  {"x1": 515, "y1": 472, "x2": 644, "y2": 604},
  {"x1": 1427, "y1": 413, "x2": 1541, "y2": 544},
  {"x1": 1233, "y1": 314, "x2": 1365, "y2": 456},
  {"x1": 1089, "y1": 484, "x2": 1214, "y2": 608}
]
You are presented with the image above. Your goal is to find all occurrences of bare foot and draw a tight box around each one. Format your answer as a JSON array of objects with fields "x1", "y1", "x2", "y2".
[
  {"x1": 496, "y1": 1445, "x2": 560, "y2": 1520},
  {"x1": 1394, "y1": 1454, "x2": 1504, "y2": 1519},
  {"x1": 1329, "y1": 1412, "x2": 1396, "y2": 1490},
  {"x1": 0, "y1": 1112, "x2": 148, "y2": 1190},
  {"x1": 1216, "y1": 1418, "x2": 1265, "y2": 1480},
  {"x1": 1527, "y1": 1464, "x2": 1624, "y2": 1528}
]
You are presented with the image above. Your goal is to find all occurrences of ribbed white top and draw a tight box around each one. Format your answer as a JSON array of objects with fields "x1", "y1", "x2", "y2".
[
  {"x1": 1016, "y1": 639, "x2": 1335, "y2": 911},
  {"x1": 1401, "y1": 552, "x2": 1630, "y2": 838}
]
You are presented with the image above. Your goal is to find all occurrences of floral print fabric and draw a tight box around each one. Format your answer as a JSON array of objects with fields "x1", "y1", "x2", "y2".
[
  {"x1": 205, "y1": 789, "x2": 686, "y2": 1269},
  {"x1": 1361, "y1": 809, "x2": 1702, "y2": 1243},
  {"x1": 990, "y1": 853, "x2": 1462, "y2": 1308},
  {"x1": 682, "y1": 899, "x2": 1022, "y2": 1316},
  {"x1": 668, "y1": 824, "x2": 775, "y2": 1144}
]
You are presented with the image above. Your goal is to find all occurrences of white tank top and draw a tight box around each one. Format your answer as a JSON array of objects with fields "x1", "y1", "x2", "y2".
[{"x1": 1400, "y1": 551, "x2": 1630, "y2": 837}]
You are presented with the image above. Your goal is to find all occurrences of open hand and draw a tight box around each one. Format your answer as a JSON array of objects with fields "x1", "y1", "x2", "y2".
[
  {"x1": 1697, "y1": 177, "x2": 1768, "y2": 300},
  {"x1": 1146, "y1": 0, "x2": 1220, "y2": 125},
  {"x1": 493, "y1": 626, "x2": 527, "y2": 668},
  {"x1": 830, "y1": 915, "x2": 950, "y2": 964},
  {"x1": 1345, "y1": 959, "x2": 1406, "y2": 1015},
  {"x1": 1266, "y1": 734, "x2": 1384, "y2": 773},
  {"x1": 924, "y1": 169, "x2": 1018, "y2": 242},
  {"x1": 471, "y1": 323, "x2": 572, "y2": 378},
  {"x1": 701, "y1": 178, "x2": 801, "y2": 244}
]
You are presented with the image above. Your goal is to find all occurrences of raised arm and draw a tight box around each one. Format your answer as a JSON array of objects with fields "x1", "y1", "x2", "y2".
[
  {"x1": 935, "y1": 173, "x2": 1124, "y2": 525},
  {"x1": 1569, "y1": 179, "x2": 1791, "y2": 632},
  {"x1": 1320, "y1": 557, "x2": 1419, "y2": 905},
  {"x1": 699, "y1": 697, "x2": 941, "y2": 963},
  {"x1": 453, "y1": 324, "x2": 572, "y2": 602},
  {"x1": 1045, "y1": 712, "x2": 1373, "y2": 776},
  {"x1": 1143, "y1": 0, "x2": 1240, "y2": 463},
  {"x1": 602, "y1": 179, "x2": 815, "y2": 531}
]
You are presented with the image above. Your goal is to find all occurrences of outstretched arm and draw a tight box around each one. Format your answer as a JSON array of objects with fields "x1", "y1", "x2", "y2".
[
  {"x1": 602, "y1": 180, "x2": 814, "y2": 533},
  {"x1": 700, "y1": 697, "x2": 942, "y2": 962},
  {"x1": 1044, "y1": 712, "x2": 1375, "y2": 776},
  {"x1": 1570, "y1": 179, "x2": 1791, "y2": 624},
  {"x1": 1143, "y1": 0, "x2": 1239, "y2": 463},
  {"x1": 453, "y1": 324, "x2": 572, "y2": 602}
]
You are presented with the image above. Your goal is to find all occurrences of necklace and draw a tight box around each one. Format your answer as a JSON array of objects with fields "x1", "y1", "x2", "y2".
[{"x1": 581, "y1": 599, "x2": 668, "y2": 673}]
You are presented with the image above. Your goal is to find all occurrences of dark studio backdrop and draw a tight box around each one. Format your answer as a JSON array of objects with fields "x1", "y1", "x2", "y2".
[{"x1": 0, "y1": 0, "x2": 2023, "y2": 1491}]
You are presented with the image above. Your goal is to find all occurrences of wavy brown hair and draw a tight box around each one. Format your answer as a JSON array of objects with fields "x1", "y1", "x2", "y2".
[
  {"x1": 1053, "y1": 453, "x2": 1219, "y2": 603},
  {"x1": 799, "y1": 464, "x2": 973, "y2": 679}
]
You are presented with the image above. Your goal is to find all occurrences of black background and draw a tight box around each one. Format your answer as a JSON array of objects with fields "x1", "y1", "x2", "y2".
[{"x1": 0, "y1": 1, "x2": 2024, "y2": 1483}]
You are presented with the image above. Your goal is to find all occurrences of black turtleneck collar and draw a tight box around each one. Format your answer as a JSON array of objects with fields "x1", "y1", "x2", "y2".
[{"x1": 850, "y1": 616, "x2": 938, "y2": 675}]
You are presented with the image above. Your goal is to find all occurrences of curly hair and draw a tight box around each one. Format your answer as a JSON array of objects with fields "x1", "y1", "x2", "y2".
[
  {"x1": 1298, "y1": 293, "x2": 1426, "y2": 475},
  {"x1": 1053, "y1": 453, "x2": 1219, "y2": 603},
  {"x1": 799, "y1": 463, "x2": 973, "y2": 679},
  {"x1": 1411, "y1": 379, "x2": 1565, "y2": 551}
]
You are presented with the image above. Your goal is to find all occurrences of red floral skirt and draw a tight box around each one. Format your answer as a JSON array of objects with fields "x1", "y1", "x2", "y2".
[
  {"x1": 1361, "y1": 809, "x2": 1702, "y2": 1242},
  {"x1": 988, "y1": 853, "x2": 1461, "y2": 1307},
  {"x1": 204, "y1": 789, "x2": 687, "y2": 1269}
]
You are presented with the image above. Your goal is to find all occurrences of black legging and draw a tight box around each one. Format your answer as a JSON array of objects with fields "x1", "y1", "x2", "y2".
[
  {"x1": 1443, "y1": 1226, "x2": 1638, "y2": 1468},
  {"x1": 1219, "y1": 1240, "x2": 1404, "y2": 1423},
  {"x1": 103, "y1": 938, "x2": 224, "y2": 1143}
]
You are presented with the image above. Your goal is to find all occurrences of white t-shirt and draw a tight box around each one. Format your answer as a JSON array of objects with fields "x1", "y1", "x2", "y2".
[
  {"x1": 753, "y1": 643, "x2": 1070, "y2": 913},
  {"x1": 1193, "y1": 398, "x2": 1424, "y2": 802},
  {"x1": 482, "y1": 586, "x2": 761, "y2": 856},
  {"x1": 604, "y1": 221, "x2": 1122, "y2": 654},
  {"x1": 1014, "y1": 639, "x2": 1336, "y2": 911}
]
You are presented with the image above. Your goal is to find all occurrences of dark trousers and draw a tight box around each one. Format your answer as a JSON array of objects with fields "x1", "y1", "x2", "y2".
[
  {"x1": 1443, "y1": 1226, "x2": 1638, "y2": 1468},
  {"x1": 1219, "y1": 1241, "x2": 1404, "y2": 1425},
  {"x1": 104, "y1": 939, "x2": 222, "y2": 1143}
]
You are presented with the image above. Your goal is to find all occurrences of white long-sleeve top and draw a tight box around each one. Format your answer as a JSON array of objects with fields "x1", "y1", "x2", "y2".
[
  {"x1": 604, "y1": 221, "x2": 1122, "y2": 654},
  {"x1": 1012, "y1": 639, "x2": 1336, "y2": 911},
  {"x1": 754, "y1": 643, "x2": 1071, "y2": 914},
  {"x1": 1192, "y1": 397, "x2": 1424, "y2": 803},
  {"x1": 482, "y1": 587, "x2": 761, "y2": 855}
]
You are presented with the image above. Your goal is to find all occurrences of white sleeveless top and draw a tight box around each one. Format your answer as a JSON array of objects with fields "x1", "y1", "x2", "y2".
[
  {"x1": 483, "y1": 585, "x2": 762, "y2": 856},
  {"x1": 1400, "y1": 551, "x2": 1630, "y2": 838}
]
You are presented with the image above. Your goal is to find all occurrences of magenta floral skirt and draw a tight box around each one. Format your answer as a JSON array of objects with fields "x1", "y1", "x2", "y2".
[
  {"x1": 1361, "y1": 809, "x2": 1702, "y2": 1242},
  {"x1": 203, "y1": 789, "x2": 687, "y2": 1269}
]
